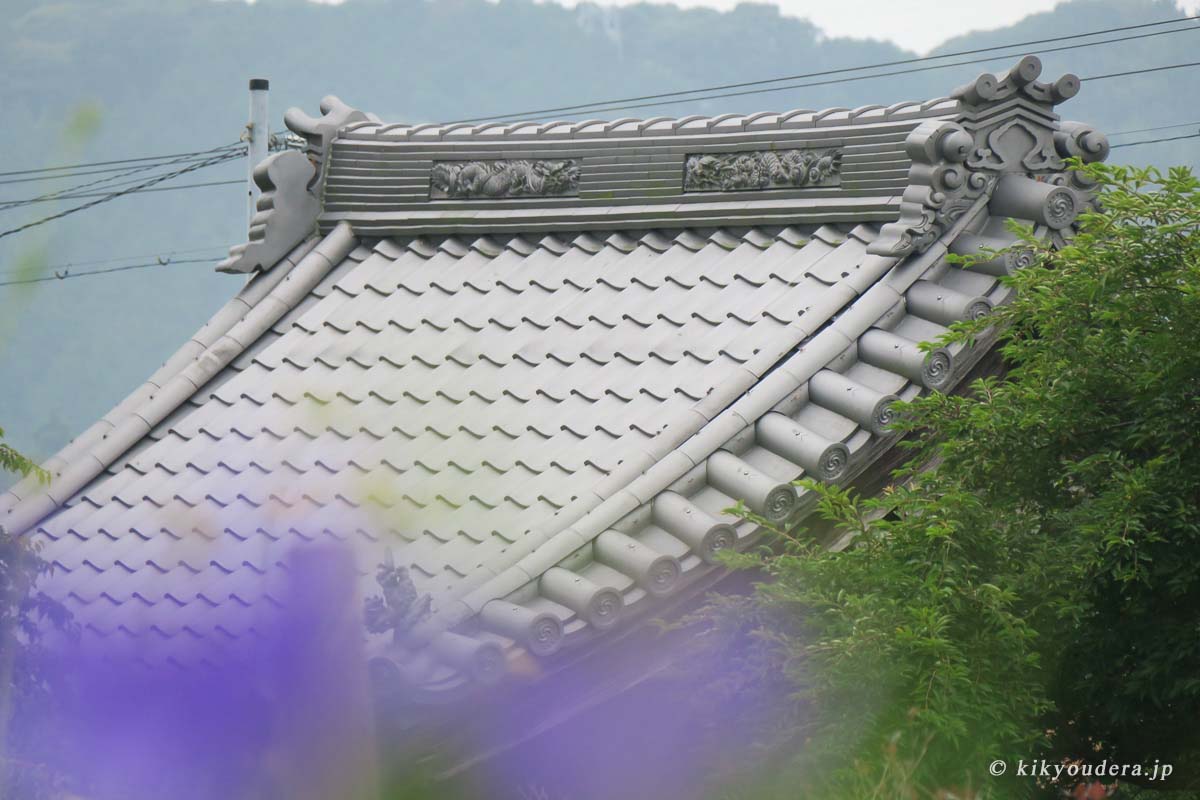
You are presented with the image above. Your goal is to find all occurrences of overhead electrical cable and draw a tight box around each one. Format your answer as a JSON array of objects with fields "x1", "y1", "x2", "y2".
[
  {"x1": 0, "y1": 142, "x2": 243, "y2": 180},
  {"x1": 473, "y1": 28, "x2": 1200, "y2": 122},
  {"x1": 1107, "y1": 120, "x2": 1200, "y2": 136},
  {"x1": 0, "y1": 151, "x2": 243, "y2": 241},
  {"x1": 0, "y1": 245, "x2": 229, "y2": 277},
  {"x1": 1, "y1": 179, "x2": 244, "y2": 207},
  {"x1": 1, "y1": 153, "x2": 244, "y2": 209},
  {"x1": 447, "y1": 14, "x2": 1200, "y2": 123},
  {"x1": 0, "y1": 256, "x2": 216, "y2": 287},
  {"x1": 0, "y1": 147, "x2": 246, "y2": 210},
  {"x1": 1078, "y1": 60, "x2": 1200, "y2": 81},
  {"x1": 0, "y1": 154, "x2": 240, "y2": 187},
  {"x1": 1109, "y1": 132, "x2": 1200, "y2": 149}
]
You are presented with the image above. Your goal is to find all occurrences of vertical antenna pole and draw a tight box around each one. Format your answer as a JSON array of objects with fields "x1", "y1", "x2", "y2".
[{"x1": 247, "y1": 78, "x2": 270, "y2": 232}]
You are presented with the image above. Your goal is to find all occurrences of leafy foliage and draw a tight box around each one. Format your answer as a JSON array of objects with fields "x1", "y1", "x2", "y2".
[
  {"x1": 0, "y1": 426, "x2": 48, "y2": 484},
  {"x1": 705, "y1": 163, "x2": 1200, "y2": 798}
]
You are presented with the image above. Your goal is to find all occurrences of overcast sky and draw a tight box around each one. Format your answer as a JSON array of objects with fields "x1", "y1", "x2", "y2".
[{"x1": 535, "y1": 0, "x2": 1200, "y2": 53}]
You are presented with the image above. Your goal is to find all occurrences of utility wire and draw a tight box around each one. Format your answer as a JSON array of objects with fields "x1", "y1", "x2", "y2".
[
  {"x1": 0, "y1": 245, "x2": 229, "y2": 276},
  {"x1": 1108, "y1": 120, "x2": 1200, "y2": 136},
  {"x1": 0, "y1": 151, "x2": 242, "y2": 242},
  {"x1": 1079, "y1": 60, "x2": 1200, "y2": 81},
  {"x1": 1, "y1": 179, "x2": 243, "y2": 207},
  {"x1": 0, "y1": 257, "x2": 216, "y2": 287},
  {"x1": 0, "y1": 152, "x2": 240, "y2": 187},
  {"x1": 1109, "y1": 132, "x2": 1200, "y2": 149},
  {"x1": 449, "y1": 14, "x2": 1200, "y2": 123},
  {"x1": 470, "y1": 26, "x2": 1200, "y2": 123},
  {"x1": 0, "y1": 147, "x2": 246, "y2": 210},
  {"x1": 0, "y1": 142, "x2": 243, "y2": 180},
  {"x1": 1, "y1": 155, "x2": 243, "y2": 208}
]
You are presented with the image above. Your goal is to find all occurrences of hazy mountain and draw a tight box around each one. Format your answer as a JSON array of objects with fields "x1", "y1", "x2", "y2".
[{"x1": 1, "y1": 0, "x2": 1196, "y2": 473}]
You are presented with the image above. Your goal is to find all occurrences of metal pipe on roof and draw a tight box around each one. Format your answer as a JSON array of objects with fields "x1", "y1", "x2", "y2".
[{"x1": 246, "y1": 78, "x2": 270, "y2": 231}]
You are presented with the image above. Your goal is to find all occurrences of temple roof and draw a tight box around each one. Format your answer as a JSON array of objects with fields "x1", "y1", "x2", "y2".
[{"x1": 1, "y1": 56, "x2": 1108, "y2": 698}]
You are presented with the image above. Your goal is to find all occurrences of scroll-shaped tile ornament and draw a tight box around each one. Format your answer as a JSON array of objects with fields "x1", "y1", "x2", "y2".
[
  {"x1": 217, "y1": 150, "x2": 319, "y2": 274},
  {"x1": 219, "y1": 96, "x2": 377, "y2": 274},
  {"x1": 866, "y1": 120, "x2": 988, "y2": 259},
  {"x1": 869, "y1": 55, "x2": 1109, "y2": 258},
  {"x1": 283, "y1": 95, "x2": 378, "y2": 175},
  {"x1": 683, "y1": 148, "x2": 842, "y2": 192},
  {"x1": 430, "y1": 159, "x2": 580, "y2": 199}
]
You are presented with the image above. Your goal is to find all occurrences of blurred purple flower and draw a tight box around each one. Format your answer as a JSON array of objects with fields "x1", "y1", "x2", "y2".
[{"x1": 27, "y1": 543, "x2": 377, "y2": 800}]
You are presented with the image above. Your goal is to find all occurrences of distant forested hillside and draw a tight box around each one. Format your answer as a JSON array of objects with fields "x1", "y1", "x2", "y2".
[{"x1": 1, "y1": 0, "x2": 1196, "y2": 473}]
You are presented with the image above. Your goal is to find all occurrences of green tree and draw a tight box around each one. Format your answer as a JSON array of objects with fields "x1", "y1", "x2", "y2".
[{"x1": 706, "y1": 162, "x2": 1200, "y2": 799}]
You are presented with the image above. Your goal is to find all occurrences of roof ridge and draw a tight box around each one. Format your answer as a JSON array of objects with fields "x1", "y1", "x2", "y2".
[{"x1": 339, "y1": 96, "x2": 958, "y2": 142}]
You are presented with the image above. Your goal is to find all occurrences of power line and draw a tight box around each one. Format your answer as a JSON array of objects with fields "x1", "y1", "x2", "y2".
[
  {"x1": 1, "y1": 154, "x2": 243, "y2": 208},
  {"x1": 0, "y1": 148, "x2": 245, "y2": 210},
  {"x1": 473, "y1": 27, "x2": 1200, "y2": 123},
  {"x1": 0, "y1": 163, "x2": 165, "y2": 206},
  {"x1": 1108, "y1": 120, "x2": 1200, "y2": 136},
  {"x1": 0, "y1": 142, "x2": 243, "y2": 180},
  {"x1": 1, "y1": 178, "x2": 243, "y2": 207},
  {"x1": 1079, "y1": 60, "x2": 1200, "y2": 81},
  {"x1": 448, "y1": 15, "x2": 1200, "y2": 123},
  {"x1": 0, "y1": 151, "x2": 242, "y2": 242},
  {"x1": 1110, "y1": 132, "x2": 1200, "y2": 149},
  {"x1": 0, "y1": 256, "x2": 216, "y2": 288},
  {"x1": 0, "y1": 154, "x2": 237, "y2": 187},
  {"x1": 0, "y1": 245, "x2": 229, "y2": 277}
]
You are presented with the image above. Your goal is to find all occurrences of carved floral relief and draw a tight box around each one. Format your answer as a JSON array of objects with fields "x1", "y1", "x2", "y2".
[
  {"x1": 430, "y1": 159, "x2": 580, "y2": 199},
  {"x1": 683, "y1": 148, "x2": 842, "y2": 192}
]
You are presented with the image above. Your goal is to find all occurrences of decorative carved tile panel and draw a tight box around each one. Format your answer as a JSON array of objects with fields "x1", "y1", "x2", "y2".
[
  {"x1": 683, "y1": 149, "x2": 842, "y2": 192},
  {"x1": 430, "y1": 159, "x2": 580, "y2": 199}
]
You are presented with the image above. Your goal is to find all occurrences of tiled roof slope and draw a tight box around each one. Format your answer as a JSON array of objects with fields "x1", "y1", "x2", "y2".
[{"x1": 2, "y1": 57, "x2": 1109, "y2": 695}]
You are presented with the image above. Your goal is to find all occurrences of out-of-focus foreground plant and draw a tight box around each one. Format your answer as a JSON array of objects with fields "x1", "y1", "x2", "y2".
[{"x1": 1, "y1": 429, "x2": 77, "y2": 799}]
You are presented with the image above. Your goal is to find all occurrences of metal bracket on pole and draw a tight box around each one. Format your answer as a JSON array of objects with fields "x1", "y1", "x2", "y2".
[{"x1": 247, "y1": 78, "x2": 270, "y2": 232}]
